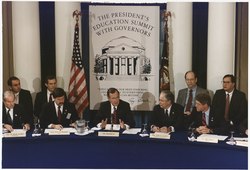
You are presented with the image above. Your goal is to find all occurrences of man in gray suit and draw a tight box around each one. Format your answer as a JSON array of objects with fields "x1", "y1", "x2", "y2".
[{"x1": 176, "y1": 71, "x2": 208, "y2": 129}]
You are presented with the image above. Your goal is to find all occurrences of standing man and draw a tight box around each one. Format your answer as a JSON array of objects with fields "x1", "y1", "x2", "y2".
[
  {"x1": 39, "y1": 88, "x2": 79, "y2": 130},
  {"x1": 34, "y1": 75, "x2": 57, "y2": 118},
  {"x1": 212, "y1": 74, "x2": 247, "y2": 135},
  {"x1": 176, "y1": 71, "x2": 208, "y2": 128},
  {"x1": 7, "y1": 76, "x2": 34, "y2": 126},
  {"x1": 150, "y1": 90, "x2": 184, "y2": 133},
  {"x1": 3, "y1": 90, "x2": 30, "y2": 132},
  {"x1": 95, "y1": 87, "x2": 135, "y2": 129}
]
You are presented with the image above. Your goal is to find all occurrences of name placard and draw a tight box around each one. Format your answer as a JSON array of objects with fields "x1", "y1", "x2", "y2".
[
  {"x1": 48, "y1": 130, "x2": 70, "y2": 135},
  {"x1": 3, "y1": 131, "x2": 26, "y2": 138},
  {"x1": 197, "y1": 137, "x2": 218, "y2": 143},
  {"x1": 98, "y1": 131, "x2": 119, "y2": 137},
  {"x1": 149, "y1": 132, "x2": 170, "y2": 139},
  {"x1": 236, "y1": 141, "x2": 248, "y2": 147}
]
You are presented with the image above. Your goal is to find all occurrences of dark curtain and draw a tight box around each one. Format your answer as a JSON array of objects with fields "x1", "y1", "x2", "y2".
[
  {"x1": 39, "y1": 2, "x2": 56, "y2": 91},
  {"x1": 192, "y1": 2, "x2": 208, "y2": 89}
]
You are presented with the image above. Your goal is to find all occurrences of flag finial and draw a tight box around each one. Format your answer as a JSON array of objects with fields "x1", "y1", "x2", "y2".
[{"x1": 73, "y1": 10, "x2": 81, "y2": 23}]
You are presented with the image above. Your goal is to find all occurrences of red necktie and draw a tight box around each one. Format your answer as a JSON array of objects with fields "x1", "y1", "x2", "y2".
[
  {"x1": 185, "y1": 89, "x2": 193, "y2": 112},
  {"x1": 224, "y1": 94, "x2": 230, "y2": 121},
  {"x1": 112, "y1": 106, "x2": 117, "y2": 124},
  {"x1": 202, "y1": 112, "x2": 207, "y2": 126},
  {"x1": 58, "y1": 106, "x2": 62, "y2": 123}
]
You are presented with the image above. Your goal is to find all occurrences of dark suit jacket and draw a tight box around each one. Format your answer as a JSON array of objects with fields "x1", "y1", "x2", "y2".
[
  {"x1": 34, "y1": 91, "x2": 48, "y2": 118},
  {"x1": 2, "y1": 104, "x2": 30, "y2": 129},
  {"x1": 34, "y1": 90, "x2": 68, "y2": 118},
  {"x1": 18, "y1": 89, "x2": 34, "y2": 125},
  {"x1": 40, "y1": 101, "x2": 79, "y2": 129},
  {"x1": 176, "y1": 86, "x2": 209, "y2": 108},
  {"x1": 149, "y1": 103, "x2": 184, "y2": 131},
  {"x1": 95, "y1": 100, "x2": 135, "y2": 128},
  {"x1": 212, "y1": 89, "x2": 247, "y2": 135},
  {"x1": 190, "y1": 107, "x2": 215, "y2": 129}
]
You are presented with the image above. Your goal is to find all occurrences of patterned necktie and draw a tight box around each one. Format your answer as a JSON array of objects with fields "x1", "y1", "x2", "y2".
[
  {"x1": 112, "y1": 106, "x2": 117, "y2": 124},
  {"x1": 6, "y1": 109, "x2": 12, "y2": 124},
  {"x1": 185, "y1": 89, "x2": 193, "y2": 112},
  {"x1": 224, "y1": 94, "x2": 230, "y2": 121},
  {"x1": 58, "y1": 106, "x2": 62, "y2": 123},
  {"x1": 202, "y1": 112, "x2": 207, "y2": 126}
]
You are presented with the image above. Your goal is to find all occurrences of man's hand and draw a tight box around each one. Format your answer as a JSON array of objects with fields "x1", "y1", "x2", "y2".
[
  {"x1": 23, "y1": 123, "x2": 30, "y2": 131},
  {"x1": 4, "y1": 124, "x2": 13, "y2": 132},
  {"x1": 184, "y1": 111, "x2": 192, "y2": 116},
  {"x1": 151, "y1": 125, "x2": 160, "y2": 132},
  {"x1": 51, "y1": 124, "x2": 63, "y2": 130},
  {"x1": 119, "y1": 119, "x2": 126, "y2": 129},
  {"x1": 160, "y1": 126, "x2": 171, "y2": 133},
  {"x1": 196, "y1": 126, "x2": 210, "y2": 134},
  {"x1": 100, "y1": 118, "x2": 108, "y2": 129}
]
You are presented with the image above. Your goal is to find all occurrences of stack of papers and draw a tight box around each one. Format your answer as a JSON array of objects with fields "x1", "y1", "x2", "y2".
[
  {"x1": 104, "y1": 124, "x2": 120, "y2": 131},
  {"x1": 197, "y1": 134, "x2": 228, "y2": 143},
  {"x1": 122, "y1": 128, "x2": 141, "y2": 134}
]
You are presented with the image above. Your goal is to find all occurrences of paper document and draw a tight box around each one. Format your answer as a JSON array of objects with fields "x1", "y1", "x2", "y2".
[
  {"x1": 234, "y1": 137, "x2": 248, "y2": 141},
  {"x1": 105, "y1": 124, "x2": 120, "y2": 131},
  {"x1": 198, "y1": 134, "x2": 227, "y2": 141},
  {"x1": 122, "y1": 128, "x2": 141, "y2": 134}
]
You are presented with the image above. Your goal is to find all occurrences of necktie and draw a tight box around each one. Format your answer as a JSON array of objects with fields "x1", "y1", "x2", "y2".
[
  {"x1": 224, "y1": 94, "x2": 230, "y2": 121},
  {"x1": 185, "y1": 89, "x2": 193, "y2": 112},
  {"x1": 112, "y1": 106, "x2": 117, "y2": 124},
  {"x1": 49, "y1": 93, "x2": 53, "y2": 102},
  {"x1": 6, "y1": 109, "x2": 12, "y2": 124},
  {"x1": 165, "y1": 109, "x2": 169, "y2": 117},
  {"x1": 58, "y1": 106, "x2": 62, "y2": 123},
  {"x1": 202, "y1": 112, "x2": 206, "y2": 126}
]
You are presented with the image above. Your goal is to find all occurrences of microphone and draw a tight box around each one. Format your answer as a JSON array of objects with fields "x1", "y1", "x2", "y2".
[
  {"x1": 110, "y1": 113, "x2": 113, "y2": 131},
  {"x1": 188, "y1": 121, "x2": 195, "y2": 130}
]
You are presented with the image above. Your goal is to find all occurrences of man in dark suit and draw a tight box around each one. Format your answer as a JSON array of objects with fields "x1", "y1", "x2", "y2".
[
  {"x1": 150, "y1": 90, "x2": 184, "y2": 133},
  {"x1": 40, "y1": 88, "x2": 79, "y2": 130},
  {"x1": 176, "y1": 71, "x2": 209, "y2": 129},
  {"x1": 3, "y1": 90, "x2": 30, "y2": 132},
  {"x1": 190, "y1": 93, "x2": 215, "y2": 134},
  {"x1": 211, "y1": 74, "x2": 247, "y2": 135},
  {"x1": 95, "y1": 87, "x2": 135, "y2": 129},
  {"x1": 8, "y1": 76, "x2": 34, "y2": 125},
  {"x1": 34, "y1": 75, "x2": 57, "y2": 118}
]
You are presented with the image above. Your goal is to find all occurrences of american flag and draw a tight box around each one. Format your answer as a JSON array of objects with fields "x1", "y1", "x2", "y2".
[{"x1": 68, "y1": 21, "x2": 88, "y2": 118}]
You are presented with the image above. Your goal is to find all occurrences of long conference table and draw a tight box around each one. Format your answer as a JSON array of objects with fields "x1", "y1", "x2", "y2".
[{"x1": 2, "y1": 129, "x2": 248, "y2": 169}]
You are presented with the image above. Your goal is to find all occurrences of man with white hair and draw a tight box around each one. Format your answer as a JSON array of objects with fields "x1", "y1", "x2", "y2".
[{"x1": 2, "y1": 90, "x2": 30, "y2": 132}]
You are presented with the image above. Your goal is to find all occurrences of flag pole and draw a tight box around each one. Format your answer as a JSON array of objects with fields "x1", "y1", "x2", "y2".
[{"x1": 160, "y1": 11, "x2": 171, "y2": 91}]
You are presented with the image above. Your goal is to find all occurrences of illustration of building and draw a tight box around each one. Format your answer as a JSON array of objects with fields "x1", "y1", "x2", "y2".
[{"x1": 94, "y1": 36, "x2": 151, "y2": 81}]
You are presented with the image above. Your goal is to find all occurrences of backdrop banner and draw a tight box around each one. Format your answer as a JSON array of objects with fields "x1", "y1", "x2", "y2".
[{"x1": 89, "y1": 5, "x2": 159, "y2": 111}]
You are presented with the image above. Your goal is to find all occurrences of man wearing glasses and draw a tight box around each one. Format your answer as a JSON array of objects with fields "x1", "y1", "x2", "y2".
[
  {"x1": 176, "y1": 71, "x2": 208, "y2": 129},
  {"x1": 210, "y1": 74, "x2": 247, "y2": 135}
]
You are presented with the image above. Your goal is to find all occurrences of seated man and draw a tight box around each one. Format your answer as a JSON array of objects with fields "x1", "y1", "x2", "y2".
[
  {"x1": 150, "y1": 90, "x2": 184, "y2": 133},
  {"x1": 40, "y1": 88, "x2": 79, "y2": 130},
  {"x1": 95, "y1": 87, "x2": 135, "y2": 129},
  {"x1": 190, "y1": 93, "x2": 215, "y2": 134},
  {"x1": 2, "y1": 90, "x2": 30, "y2": 132}
]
